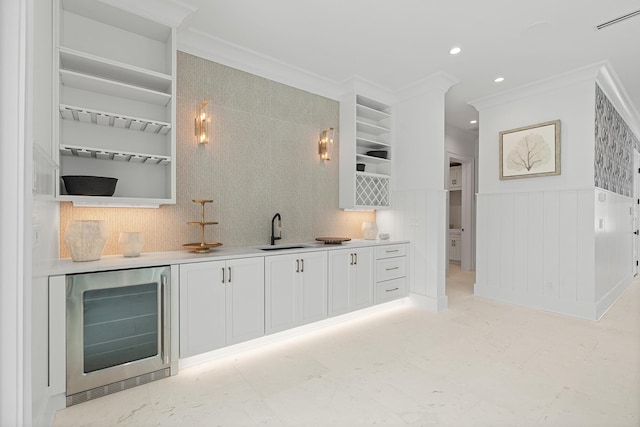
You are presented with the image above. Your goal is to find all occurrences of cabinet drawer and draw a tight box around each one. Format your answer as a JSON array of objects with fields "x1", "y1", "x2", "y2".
[
  {"x1": 374, "y1": 278, "x2": 406, "y2": 304},
  {"x1": 375, "y1": 244, "x2": 406, "y2": 259},
  {"x1": 376, "y1": 257, "x2": 406, "y2": 282}
]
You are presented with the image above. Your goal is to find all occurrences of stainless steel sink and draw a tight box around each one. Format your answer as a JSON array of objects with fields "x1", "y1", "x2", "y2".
[{"x1": 258, "y1": 245, "x2": 310, "y2": 251}]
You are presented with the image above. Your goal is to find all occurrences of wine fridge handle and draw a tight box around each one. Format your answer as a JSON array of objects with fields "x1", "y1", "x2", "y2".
[{"x1": 161, "y1": 274, "x2": 170, "y2": 365}]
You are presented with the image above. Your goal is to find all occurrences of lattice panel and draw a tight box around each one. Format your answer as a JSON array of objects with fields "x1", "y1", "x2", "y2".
[{"x1": 356, "y1": 175, "x2": 390, "y2": 207}]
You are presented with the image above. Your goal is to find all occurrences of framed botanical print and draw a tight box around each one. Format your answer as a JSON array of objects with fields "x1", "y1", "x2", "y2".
[{"x1": 499, "y1": 120, "x2": 561, "y2": 180}]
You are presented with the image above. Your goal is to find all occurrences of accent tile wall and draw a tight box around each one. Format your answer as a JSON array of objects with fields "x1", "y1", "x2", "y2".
[
  {"x1": 594, "y1": 84, "x2": 639, "y2": 196},
  {"x1": 60, "y1": 52, "x2": 373, "y2": 257}
]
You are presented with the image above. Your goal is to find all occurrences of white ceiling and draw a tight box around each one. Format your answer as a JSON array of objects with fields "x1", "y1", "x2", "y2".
[{"x1": 177, "y1": 0, "x2": 640, "y2": 134}]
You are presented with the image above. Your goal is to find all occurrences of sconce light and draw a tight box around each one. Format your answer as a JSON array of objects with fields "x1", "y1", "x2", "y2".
[
  {"x1": 195, "y1": 99, "x2": 209, "y2": 144},
  {"x1": 319, "y1": 128, "x2": 334, "y2": 161}
]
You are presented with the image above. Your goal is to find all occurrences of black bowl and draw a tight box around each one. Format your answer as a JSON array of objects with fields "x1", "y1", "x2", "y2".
[
  {"x1": 61, "y1": 175, "x2": 118, "y2": 196},
  {"x1": 366, "y1": 150, "x2": 388, "y2": 159},
  {"x1": 356, "y1": 163, "x2": 366, "y2": 172}
]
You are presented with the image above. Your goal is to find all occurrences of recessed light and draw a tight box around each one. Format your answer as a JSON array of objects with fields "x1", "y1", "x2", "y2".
[
  {"x1": 494, "y1": 76, "x2": 505, "y2": 83},
  {"x1": 470, "y1": 120, "x2": 478, "y2": 124},
  {"x1": 449, "y1": 46, "x2": 462, "y2": 55}
]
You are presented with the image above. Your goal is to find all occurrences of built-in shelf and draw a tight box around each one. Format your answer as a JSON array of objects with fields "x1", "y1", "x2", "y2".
[
  {"x1": 356, "y1": 104, "x2": 390, "y2": 123},
  {"x1": 357, "y1": 171, "x2": 391, "y2": 179},
  {"x1": 356, "y1": 154, "x2": 391, "y2": 165},
  {"x1": 59, "y1": 47, "x2": 172, "y2": 93},
  {"x1": 60, "y1": 144, "x2": 171, "y2": 165},
  {"x1": 59, "y1": 104, "x2": 171, "y2": 134},
  {"x1": 356, "y1": 137, "x2": 390, "y2": 150},
  {"x1": 357, "y1": 120, "x2": 391, "y2": 136},
  {"x1": 60, "y1": 70, "x2": 171, "y2": 106}
]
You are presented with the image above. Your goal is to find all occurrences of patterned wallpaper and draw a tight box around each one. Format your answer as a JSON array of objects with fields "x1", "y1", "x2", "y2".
[
  {"x1": 594, "y1": 84, "x2": 639, "y2": 196},
  {"x1": 60, "y1": 52, "x2": 374, "y2": 256}
]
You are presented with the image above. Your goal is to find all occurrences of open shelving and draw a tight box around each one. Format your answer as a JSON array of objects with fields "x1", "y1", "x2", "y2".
[
  {"x1": 54, "y1": 0, "x2": 176, "y2": 207},
  {"x1": 340, "y1": 93, "x2": 392, "y2": 209}
]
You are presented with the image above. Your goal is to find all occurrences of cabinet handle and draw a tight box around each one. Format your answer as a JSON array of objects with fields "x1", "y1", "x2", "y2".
[
  {"x1": 301, "y1": 259, "x2": 304, "y2": 273},
  {"x1": 386, "y1": 267, "x2": 399, "y2": 271},
  {"x1": 296, "y1": 259, "x2": 300, "y2": 273},
  {"x1": 386, "y1": 249, "x2": 399, "y2": 253},
  {"x1": 228, "y1": 267, "x2": 231, "y2": 283},
  {"x1": 354, "y1": 253, "x2": 358, "y2": 265},
  {"x1": 350, "y1": 253, "x2": 354, "y2": 265},
  {"x1": 221, "y1": 267, "x2": 225, "y2": 283},
  {"x1": 385, "y1": 287, "x2": 399, "y2": 292}
]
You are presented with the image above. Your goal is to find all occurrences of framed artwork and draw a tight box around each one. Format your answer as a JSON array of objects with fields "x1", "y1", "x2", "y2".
[{"x1": 499, "y1": 120, "x2": 561, "y2": 180}]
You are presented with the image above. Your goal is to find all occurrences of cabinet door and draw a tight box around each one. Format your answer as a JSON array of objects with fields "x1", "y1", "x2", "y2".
[
  {"x1": 225, "y1": 257, "x2": 265, "y2": 345},
  {"x1": 328, "y1": 249, "x2": 352, "y2": 317},
  {"x1": 352, "y1": 247, "x2": 374, "y2": 311},
  {"x1": 265, "y1": 254, "x2": 298, "y2": 334},
  {"x1": 179, "y1": 261, "x2": 226, "y2": 357},
  {"x1": 299, "y1": 251, "x2": 328, "y2": 326}
]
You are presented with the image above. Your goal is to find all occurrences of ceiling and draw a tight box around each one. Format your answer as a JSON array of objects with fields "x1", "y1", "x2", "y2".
[{"x1": 176, "y1": 0, "x2": 640, "y2": 135}]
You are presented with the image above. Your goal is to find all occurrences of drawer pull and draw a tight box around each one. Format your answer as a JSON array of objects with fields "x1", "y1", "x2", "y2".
[
  {"x1": 385, "y1": 267, "x2": 399, "y2": 271},
  {"x1": 386, "y1": 249, "x2": 399, "y2": 253},
  {"x1": 385, "y1": 287, "x2": 399, "y2": 292}
]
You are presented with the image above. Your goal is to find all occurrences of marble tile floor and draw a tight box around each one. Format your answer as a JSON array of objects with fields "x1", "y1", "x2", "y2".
[{"x1": 54, "y1": 266, "x2": 640, "y2": 426}]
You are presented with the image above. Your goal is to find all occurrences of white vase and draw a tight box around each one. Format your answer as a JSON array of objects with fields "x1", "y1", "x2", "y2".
[
  {"x1": 64, "y1": 220, "x2": 108, "y2": 262},
  {"x1": 361, "y1": 221, "x2": 378, "y2": 240},
  {"x1": 118, "y1": 232, "x2": 145, "y2": 257}
]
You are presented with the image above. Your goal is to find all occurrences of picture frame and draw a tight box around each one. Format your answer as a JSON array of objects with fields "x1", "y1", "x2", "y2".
[{"x1": 499, "y1": 120, "x2": 561, "y2": 180}]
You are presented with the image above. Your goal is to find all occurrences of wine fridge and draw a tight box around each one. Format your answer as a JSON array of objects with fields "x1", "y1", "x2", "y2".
[{"x1": 66, "y1": 266, "x2": 172, "y2": 406}]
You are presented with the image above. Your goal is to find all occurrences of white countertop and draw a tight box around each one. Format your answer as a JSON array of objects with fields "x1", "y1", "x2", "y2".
[{"x1": 46, "y1": 239, "x2": 409, "y2": 275}]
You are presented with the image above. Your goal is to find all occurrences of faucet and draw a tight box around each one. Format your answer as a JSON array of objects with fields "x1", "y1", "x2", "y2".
[{"x1": 271, "y1": 213, "x2": 282, "y2": 245}]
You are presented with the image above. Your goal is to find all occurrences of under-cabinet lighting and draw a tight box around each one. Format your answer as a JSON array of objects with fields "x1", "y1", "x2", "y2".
[
  {"x1": 319, "y1": 128, "x2": 334, "y2": 161},
  {"x1": 195, "y1": 99, "x2": 210, "y2": 144}
]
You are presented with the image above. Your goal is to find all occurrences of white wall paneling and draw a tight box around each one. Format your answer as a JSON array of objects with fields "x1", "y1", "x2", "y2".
[
  {"x1": 476, "y1": 188, "x2": 631, "y2": 320},
  {"x1": 377, "y1": 189, "x2": 447, "y2": 312}
]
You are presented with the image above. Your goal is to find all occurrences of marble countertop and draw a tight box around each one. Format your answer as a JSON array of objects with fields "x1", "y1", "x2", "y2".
[{"x1": 46, "y1": 239, "x2": 409, "y2": 276}]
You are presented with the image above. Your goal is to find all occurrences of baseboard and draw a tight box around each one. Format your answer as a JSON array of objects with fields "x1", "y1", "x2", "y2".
[
  {"x1": 409, "y1": 293, "x2": 448, "y2": 312},
  {"x1": 595, "y1": 275, "x2": 632, "y2": 320}
]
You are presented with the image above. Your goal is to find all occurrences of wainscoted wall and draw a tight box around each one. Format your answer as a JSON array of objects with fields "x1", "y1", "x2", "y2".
[
  {"x1": 60, "y1": 52, "x2": 373, "y2": 256},
  {"x1": 377, "y1": 189, "x2": 448, "y2": 311},
  {"x1": 476, "y1": 188, "x2": 632, "y2": 320},
  {"x1": 594, "y1": 84, "x2": 637, "y2": 196}
]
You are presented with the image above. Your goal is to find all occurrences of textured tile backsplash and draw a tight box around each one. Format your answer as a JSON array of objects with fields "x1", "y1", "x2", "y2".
[{"x1": 60, "y1": 52, "x2": 374, "y2": 257}]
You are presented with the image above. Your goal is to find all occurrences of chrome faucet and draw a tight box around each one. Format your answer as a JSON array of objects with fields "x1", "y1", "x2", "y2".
[{"x1": 271, "y1": 213, "x2": 282, "y2": 245}]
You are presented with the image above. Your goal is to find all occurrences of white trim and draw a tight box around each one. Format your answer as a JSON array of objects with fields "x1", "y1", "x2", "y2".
[
  {"x1": 99, "y1": 0, "x2": 197, "y2": 28},
  {"x1": 0, "y1": 0, "x2": 26, "y2": 425},
  {"x1": 396, "y1": 71, "x2": 459, "y2": 102},
  {"x1": 596, "y1": 64, "x2": 640, "y2": 140},
  {"x1": 469, "y1": 61, "x2": 605, "y2": 111},
  {"x1": 409, "y1": 293, "x2": 448, "y2": 312},
  {"x1": 178, "y1": 27, "x2": 345, "y2": 101}
]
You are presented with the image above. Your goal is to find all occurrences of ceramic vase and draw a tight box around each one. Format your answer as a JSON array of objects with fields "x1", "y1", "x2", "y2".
[
  {"x1": 362, "y1": 221, "x2": 378, "y2": 240},
  {"x1": 64, "y1": 220, "x2": 108, "y2": 262},
  {"x1": 118, "y1": 232, "x2": 144, "y2": 257}
]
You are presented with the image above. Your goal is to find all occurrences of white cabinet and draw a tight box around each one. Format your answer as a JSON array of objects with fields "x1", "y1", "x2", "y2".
[
  {"x1": 179, "y1": 257, "x2": 264, "y2": 358},
  {"x1": 449, "y1": 165, "x2": 462, "y2": 190},
  {"x1": 374, "y1": 243, "x2": 408, "y2": 303},
  {"x1": 328, "y1": 247, "x2": 374, "y2": 317},
  {"x1": 340, "y1": 94, "x2": 392, "y2": 209},
  {"x1": 265, "y1": 251, "x2": 327, "y2": 334},
  {"x1": 54, "y1": 0, "x2": 176, "y2": 207},
  {"x1": 449, "y1": 232, "x2": 461, "y2": 262}
]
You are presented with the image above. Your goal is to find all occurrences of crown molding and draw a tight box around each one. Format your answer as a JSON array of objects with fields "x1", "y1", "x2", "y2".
[
  {"x1": 338, "y1": 76, "x2": 397, "y2": 105},
  {"x1": 178, "y1": 27, "x2": 344, "y2": 101},
  {"x1": 468, "y1": 61, "x2": 606, "y2": 111},
  {"x1": 396, "y1": 71, "x2": 459, "y2": 102},
  {"x1": 596, "y1": 63, "x2": 640, "y2": 140},
  {"x1": 99, "y1": 0, "x2": 197, "y2": 28}
]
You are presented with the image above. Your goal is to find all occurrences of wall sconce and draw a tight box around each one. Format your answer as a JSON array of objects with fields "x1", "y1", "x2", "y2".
[
  {"x1": 195, "y1": 99, "x2": 209, "y2": 144},
  {"x1": 319, "y1": 128, "x2": 334, "y2": 161}
]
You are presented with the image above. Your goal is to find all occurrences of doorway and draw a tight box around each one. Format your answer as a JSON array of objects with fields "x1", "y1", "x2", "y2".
[{"x1": 446, "y1": 153, "x2": 475, "y2": 273}]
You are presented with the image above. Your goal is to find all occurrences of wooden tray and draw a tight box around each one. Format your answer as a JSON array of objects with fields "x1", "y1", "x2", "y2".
[{"x1": 315, "y1": 237, "x2": 351, "y2": 245}]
